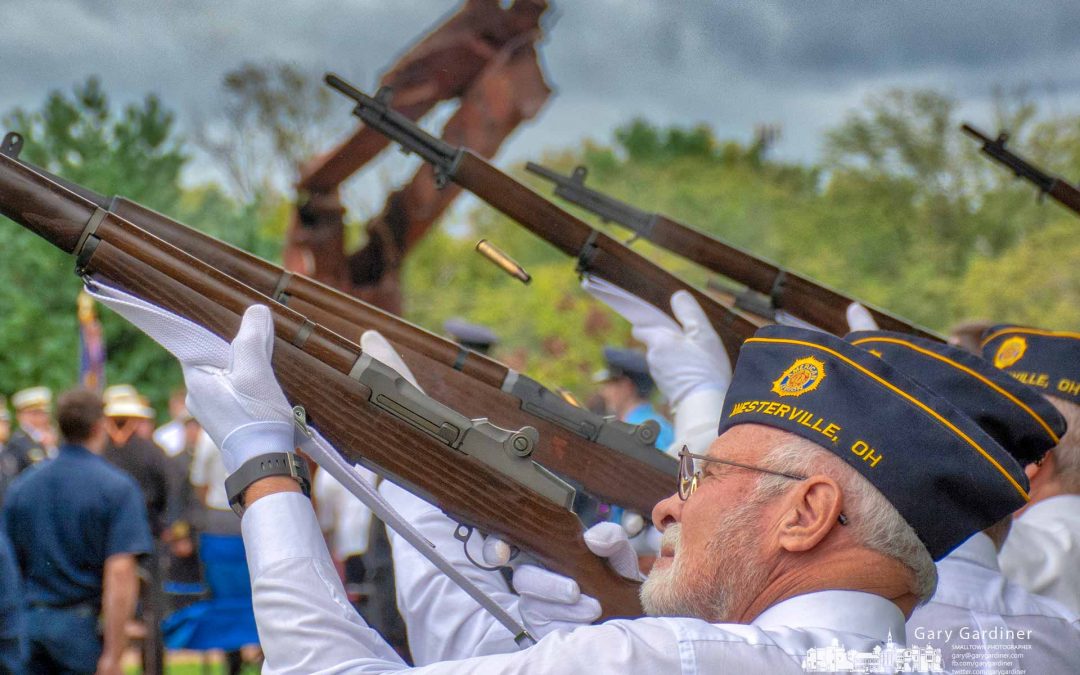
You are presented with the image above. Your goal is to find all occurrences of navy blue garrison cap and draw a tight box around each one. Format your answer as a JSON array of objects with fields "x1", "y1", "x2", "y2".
[
  {"x1": 597, "y1": 347, "x2": 655, "y2": 397},
  {"x1": 981, "y1": 326, "x2": 1080, "y2": 406},
  {"x1": 847, "y1": 331, "x2": 1065, "y2": 466},
  {"x1": 718, "y1": 325, "x2": 1029, "y2": 561},
  {"x1": 444, "y1": 318, "x2": 499, "y2": 352}
]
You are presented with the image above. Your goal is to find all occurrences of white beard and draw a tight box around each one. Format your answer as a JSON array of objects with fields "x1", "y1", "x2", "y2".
[{"x1": 640, "y1": 500, "x2": 766, "y2": 622}]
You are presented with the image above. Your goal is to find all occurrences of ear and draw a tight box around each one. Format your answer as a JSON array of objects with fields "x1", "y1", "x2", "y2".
[
  {"x1": 775, "y1": 474, "x2": 844, "y2": 553},
  {"x1": 1026, "y1": 451, "x2": 1056, "y2": 484}
]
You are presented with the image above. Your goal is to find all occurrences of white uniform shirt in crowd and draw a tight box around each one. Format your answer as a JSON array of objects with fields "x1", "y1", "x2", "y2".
[
  {"x1": 153, "y1": 419, "x2": 186, "y2": 458},
  {"x1": 313, "y1": 467, "x2": 377, "y2": 560},
  {"x1": 242, "y1": 490, "x2": 913, "y2": 674},
  {"x1": 907, "y1": 532, "x2": 1080, "y2": 674},
  {"x1": 998, "y1": 494, "x2": 1080, "y2": 614},
  {"x1": 188, "y1": 430, "x2": 229, "y2": 511}
]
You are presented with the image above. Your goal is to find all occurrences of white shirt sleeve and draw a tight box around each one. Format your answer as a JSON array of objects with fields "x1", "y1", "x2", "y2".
[
  {"x1": 242, "y1": 491, "x2": 408, "y2": 673},
  {"x1": 376, "y1": 480, "x2": 522, "y2": 664}
]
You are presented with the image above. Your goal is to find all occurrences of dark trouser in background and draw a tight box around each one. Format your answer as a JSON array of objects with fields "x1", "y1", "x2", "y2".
[
  {"x1": 141, "y1": 546, "x2": 165, "y2": 675},
  {"x1": 25, "y1": 604, "x2": 99, "y2": 675},
  {"x1": 360, "y1": 521, "x2": 411, "y2": 664}
]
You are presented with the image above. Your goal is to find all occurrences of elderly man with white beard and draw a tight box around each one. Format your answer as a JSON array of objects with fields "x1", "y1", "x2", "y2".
[{"x1": 90, "y1": 278, "x2": 1032, "y2": 674}]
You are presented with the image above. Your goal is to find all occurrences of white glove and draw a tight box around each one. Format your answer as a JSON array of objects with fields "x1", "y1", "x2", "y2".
[
  {"x1": 774, "y1": 310, "x2": 819, "y2": 331},
  {"x1": 582, "y1": 276, "x2": 731, "y2": 407},
  {"x1": 846, "y1": 302, "x2": 879, "y2": 332},
  {"x1": 361, "y1": 330, "x2": 420, "y2": 388},
  {"x1": 510, "y1": 522, "x2": 645, "y2": 639},
  {"x1": 86, "y1": 279, "x2": 293, "y2": 473}
]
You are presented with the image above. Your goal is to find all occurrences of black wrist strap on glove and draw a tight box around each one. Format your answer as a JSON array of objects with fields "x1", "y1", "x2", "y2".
[{"x1": 225, "y1": 452, "x2": 311, "y2": 517}]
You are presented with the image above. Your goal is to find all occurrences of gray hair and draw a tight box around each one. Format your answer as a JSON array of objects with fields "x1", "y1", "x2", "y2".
[
  {"x1": 754, "y1": 436, "x2": 938, "y2": 603},
  {"x1": 1046, "y1": 395, "x2": 1080, "y2": 493}
]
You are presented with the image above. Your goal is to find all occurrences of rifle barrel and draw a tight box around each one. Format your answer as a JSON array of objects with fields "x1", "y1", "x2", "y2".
[
  {"x1": 527, "y1": 163, "x2": 939, "y2": 340},
  {"x1": 960, "y1": 124, "x2": 993, "y2": 144}
]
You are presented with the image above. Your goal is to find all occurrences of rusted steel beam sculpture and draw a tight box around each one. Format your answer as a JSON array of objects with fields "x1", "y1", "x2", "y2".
[{"x1": 285, "y1": 0, "x2": 551, "y2": 312}]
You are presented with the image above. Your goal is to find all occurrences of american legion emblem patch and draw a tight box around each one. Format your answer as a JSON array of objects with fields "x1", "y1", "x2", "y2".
[
  {"x1": 993, "y1": 336, "x2": 1027, "y2": 369},
  {"x1": 771, "y1": 356, "x2": 826, "y2": 397}
]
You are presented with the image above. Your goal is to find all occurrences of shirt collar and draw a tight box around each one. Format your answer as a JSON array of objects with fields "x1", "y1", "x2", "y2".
[
  {"x1": 945, "y1": 531, "x2": 999, "y2": 570},
  {"x1": 1019, "y1": 494, "x2": 1080, "y2": 522},
  {"x1": 752, "y1": 590, "x2": 906, "y2": 643},
  {"x1": 58, "y1": 443, "x2": 92, "y2": 456}
]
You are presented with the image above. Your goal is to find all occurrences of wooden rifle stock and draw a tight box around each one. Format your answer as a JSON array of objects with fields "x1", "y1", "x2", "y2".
[
  {"x1": 0, "y1": 139, "x2": 675, "y2": 514},
  {"x1": 106, "y1": 197, "x2": 675, "y2": 515},
  {"x1": 961, "y1": 123, "x2": 1080, "y2": 217},
  {"x1": 325, "y1": 75, "x2": 758, "y2": 363},
  {"x1": 526, "y1": 163, "x2": 940, "y2": 340},
  {"x1": 0, "y1": 153, "x2": 643, "y2": 619}
]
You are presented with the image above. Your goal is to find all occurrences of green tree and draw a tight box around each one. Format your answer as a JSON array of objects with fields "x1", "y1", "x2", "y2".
[{"x1": 1, "y1": 78, "x2": 282, "y2": 415}]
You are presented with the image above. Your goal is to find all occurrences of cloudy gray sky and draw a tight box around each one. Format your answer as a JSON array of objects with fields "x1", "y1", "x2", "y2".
[{"x1": 3, "y1": 0, "x2": 1080, "y2": 214}]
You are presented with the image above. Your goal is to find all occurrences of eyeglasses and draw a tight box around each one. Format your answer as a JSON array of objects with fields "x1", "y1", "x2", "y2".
[{"x1": 677, "y1": 446, "x2": 849, "y2": 526}]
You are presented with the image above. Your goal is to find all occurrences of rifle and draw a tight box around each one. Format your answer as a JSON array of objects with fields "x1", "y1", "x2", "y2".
[
  {"x1": 0, "y1": 133, "x2": 675, "y2": 516},
  {"x1": 0, "y1": 152, "x2": 643, "y2": 619},
  {"x1": 962, "y1": 123, "x2": 1080, "y2": 216},
  {"x1": 323, "y1": 75, "x2": 760, "y2": 363},
  {"x1": 526, "y1": 162, "x2": 940, "y2": 340}
]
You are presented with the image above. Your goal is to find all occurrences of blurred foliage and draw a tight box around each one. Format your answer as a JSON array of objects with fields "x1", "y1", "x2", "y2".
[
  {"x1": 403, "y1": 89, "x2": 1080, "y2": 397},
  {"x1": 2, "y1": 80, "x2": 1078, "y2": 412},
  {"x1": 0, "y1": 78, "x2": 286, "y2": 418}
]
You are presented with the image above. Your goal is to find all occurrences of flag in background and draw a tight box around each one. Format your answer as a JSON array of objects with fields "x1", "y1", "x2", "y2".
[{"x1": 78, "y1": 290, "x2": 106, "y2": 392}]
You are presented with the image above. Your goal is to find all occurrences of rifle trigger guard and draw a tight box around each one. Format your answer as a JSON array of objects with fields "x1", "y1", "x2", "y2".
[
  {"x1": 575, "y1": 230, "x2": 600, "y2": 275},
  {"x1": 454, "y1": 524, "x2": 518, "y2": 571}
]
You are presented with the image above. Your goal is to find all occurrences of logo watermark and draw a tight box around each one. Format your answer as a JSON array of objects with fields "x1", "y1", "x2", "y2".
[{"x1": 801, "y1": 632, "x2": 944, "y2": 673}]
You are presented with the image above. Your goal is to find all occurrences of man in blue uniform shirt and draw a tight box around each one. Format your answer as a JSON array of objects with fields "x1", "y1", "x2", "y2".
[
  {"x1": 3, "y1": 388, "x2": 153, "y2": 675},
  {"x1": 0, "y1": 523, "x2": 24, "y2": 675},
  {"x1": 595, "y1": 346, "x2": 674, "y2": 450}
]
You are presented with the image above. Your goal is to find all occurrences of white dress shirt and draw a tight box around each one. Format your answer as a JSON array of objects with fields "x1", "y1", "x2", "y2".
[
  {"x1": 153, "y1": 419, "x2": 186, "y2": 458},
  {"x1": 908, "y1": 532, "x2": 1080, "y2": 674},
  {"x1": 375, "y1": 480, "x2": 522, "y2": 664},
  {"x1": 242, "y1": 490, "x2": 912, "y2": 674},
  {"x1": 189, "y1": 430, "x2": 229, "y2": 510},
  {"x1": 998, "y1": 494, "x2": 1080, "y2": 615},
  {"x1": 313, "y1": 467, "x2": 377, "y2": 560}
]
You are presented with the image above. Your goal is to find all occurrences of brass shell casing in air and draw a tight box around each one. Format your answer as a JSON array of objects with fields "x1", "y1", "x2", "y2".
[{"x1": 475, "y1": 239, "x2": 531, "y2": 284}]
